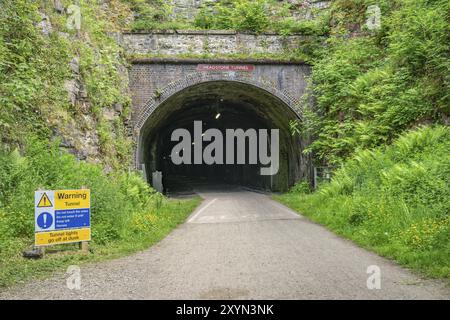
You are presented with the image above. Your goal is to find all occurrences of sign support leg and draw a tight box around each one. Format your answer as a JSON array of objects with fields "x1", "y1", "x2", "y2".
[{"x1": 80, "y1": 241, "x2": 89, "y2": 254}]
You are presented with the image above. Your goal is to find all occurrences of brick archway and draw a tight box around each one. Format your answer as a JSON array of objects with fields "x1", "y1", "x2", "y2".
[
  {"x1": 133, "y1": 71, "x2": 303, "y2": 135},
  {"x1": 129, "y1": 60, "x2": 312, "y2": 188},
  {"x1": 133, "y1": 78, "x2": 304, "y2": 171}
]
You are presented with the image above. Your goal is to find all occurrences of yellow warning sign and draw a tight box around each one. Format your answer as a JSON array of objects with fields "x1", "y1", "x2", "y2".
[
  {"x1": 37, "y1": 192, "x2": 53, "y2": 208},
  {"x1": 55, "y1": 189, "x2": 90, "y2": 210},
  {"x1": 35, "y1": 228, "x2": 91, "y2": 246}
]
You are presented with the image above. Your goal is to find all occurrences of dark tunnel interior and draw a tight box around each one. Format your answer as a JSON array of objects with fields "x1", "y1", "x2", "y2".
[{"x1": 137, "y1": 81, "x2": 310, "y2": 193}]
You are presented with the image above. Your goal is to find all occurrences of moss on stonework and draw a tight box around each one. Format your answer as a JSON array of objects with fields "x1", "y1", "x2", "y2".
[{"x1": 127, "y1": 52, "x2": 310, "y2": 64}]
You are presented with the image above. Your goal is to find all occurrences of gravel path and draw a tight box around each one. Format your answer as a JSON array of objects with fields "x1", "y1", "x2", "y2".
[{"x1": 1, "y1": 185, "x2": 449, "y2": 300}]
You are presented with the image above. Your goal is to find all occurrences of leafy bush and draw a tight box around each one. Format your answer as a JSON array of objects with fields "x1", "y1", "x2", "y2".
[
  {"x1": 289, "y1": 181, "x2": 311, "y2": 194},
  {"x1": 274, "y1": 17, "x2": 330, "y2": 36},
  {"x1": 195, "y1": 0, "x2": 269, "y2": 33},
  {"x1": 0, "y1": 0, "x2": 133, "y2": 170},
  {"x1": 125, "y1": 0, "x2": 172, "y2": 25}
]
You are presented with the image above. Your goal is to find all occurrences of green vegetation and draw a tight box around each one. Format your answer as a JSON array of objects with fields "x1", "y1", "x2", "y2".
[
  {"x1": 0, "y1": 0, "x2": 201, "y2": 287},
  {"x1": 0, "y1": 0, "x2": 70, "y2": 148},
  {"x1": 0, "y1": 0, "x2": 134, "y2": 170},
  {"x1": 300, "y1": 0, "x2": 449, "y2": 164},
  {"x1": 1, "y1": 0, "x2": 448, "y2": 286},
  {"x1": 128, "y1": 51, "x2": 310, "y2": 62},
  {"x1": 276, "y1": 126, "x2": 449, "y2": 279},
  {"x1": 195, "y1": 0, "x2": 271, "y2": 33},
  {"x1": 276, "y1": 0, "x2": 449, "y2": 281},
  {"x1": 0, "y1": 139, "x2": 200, "y2": 287},
  {"x1": 125, "y1": 0, "x2": 193, "y2": 31},
  {"x1": 127, "y1": 0, "x2": 329, "y2": 36}
]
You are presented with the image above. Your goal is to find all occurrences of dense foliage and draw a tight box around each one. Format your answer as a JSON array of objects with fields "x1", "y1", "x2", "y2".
[
  {"x1": 124, "y1": 0, "x2": 190, "y2": 31},
  {"x1": 278, "y1": 126, "x2": 450, "y2": 278},
  {"x1": 126, "y1": 0, "x2": 329, "y2": 35},
  {"x1": 0, "y1": 0, "x2": 200, "y2": 287},
  {"x1": 281, "y1": 0, "x2": 450, "y2": 280},
  {"x1": 0, "y1": 0, "x2": 70, "y2": 146},
  {"x1": 0, "y1": 139, "x2": 200, "y2": 287},
  {"x1": 0, "y1": 139, "x2": 156, "y2": 248},
  {"x1": 0, "y1": 0, "x2": 133, "y2": 169},
  {"x1": 302, "y1": 0, "x2": 449, "y2": 164}
]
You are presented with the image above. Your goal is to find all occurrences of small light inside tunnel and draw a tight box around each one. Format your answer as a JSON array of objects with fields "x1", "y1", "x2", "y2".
[{"x1": 215, "y1": 113, "x2": 221, "y2": 119}]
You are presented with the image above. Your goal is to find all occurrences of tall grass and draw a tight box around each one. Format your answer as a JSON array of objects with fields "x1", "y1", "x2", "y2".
[
  {"x1": 0, "y1": 138, "x2": 200, "y2": 287},
  {"x1": 276, "y1": 126, "x2": 450, "y2": 279}
]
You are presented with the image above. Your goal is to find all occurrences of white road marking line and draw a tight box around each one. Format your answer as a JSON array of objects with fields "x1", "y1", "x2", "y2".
[
  {"x1": 271, "y1": 201, "x2": 302, "y2": 218},
  {"x1": 188, "y1": 198, "x2": 217, "y2": 223}
]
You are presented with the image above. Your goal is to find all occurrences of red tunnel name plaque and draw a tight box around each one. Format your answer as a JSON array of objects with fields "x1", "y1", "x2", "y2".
[{"x1": 196, "y1": 64, "x2": 255, "y2": 72}]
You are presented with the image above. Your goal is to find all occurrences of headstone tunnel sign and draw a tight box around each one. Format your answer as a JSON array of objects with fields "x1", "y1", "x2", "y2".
[
  {"x1": 34, "y1": 189, "x2": 91, "y2": 246},
  {"x1": 196, "y1": 64, "x2": 255, "y2": 72}
]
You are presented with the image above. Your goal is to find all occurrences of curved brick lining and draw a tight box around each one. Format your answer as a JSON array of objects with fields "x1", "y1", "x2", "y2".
[
  {"x1": 132, "y1": 69, "x2": 307, "y2": 169},
  {"x1": 134, "y1": 72, "x2": 302, "y2": 133}
]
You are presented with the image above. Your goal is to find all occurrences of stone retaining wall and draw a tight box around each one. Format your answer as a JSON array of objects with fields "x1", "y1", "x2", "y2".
[{"x1": 121, "y1": 31, "x2": 306, "y2": 56}]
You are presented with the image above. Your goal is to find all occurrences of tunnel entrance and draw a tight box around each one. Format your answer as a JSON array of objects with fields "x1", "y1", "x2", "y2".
[{"x1": 136, "y1": 81, "x2": 308, "y2": 193}]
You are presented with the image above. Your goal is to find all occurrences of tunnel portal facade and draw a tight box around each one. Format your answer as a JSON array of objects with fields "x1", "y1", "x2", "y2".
[{"x1": 129, "y1": 59, "x2": 312, "y2": 192}]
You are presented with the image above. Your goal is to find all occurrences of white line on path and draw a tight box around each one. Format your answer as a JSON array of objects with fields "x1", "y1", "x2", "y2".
[
  {"x1": 188, "y1": 198, "x2": 218, "y2": 223},
  {"x1": 271, "y1": 201, "x2": 302, "y2": 219}
]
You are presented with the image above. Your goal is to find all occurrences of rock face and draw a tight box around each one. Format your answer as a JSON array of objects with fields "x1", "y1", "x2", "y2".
[
  {"x1": 169, "y1": 0, "x2": 213, "y2": 20},
  {"x1": 37, "y1": 13, "x2": 53, "y2": 36},
  {"x1": 129, "y1": 61, "x2": 310, "y2": 124},
  {"x1": 60, "y1": 50, "x2": 128, "y2": 164}
]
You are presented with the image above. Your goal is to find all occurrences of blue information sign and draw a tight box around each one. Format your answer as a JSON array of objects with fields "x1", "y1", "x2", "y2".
[{"x1": 55, "y1": 209, "x2": 90, "y2": 230}]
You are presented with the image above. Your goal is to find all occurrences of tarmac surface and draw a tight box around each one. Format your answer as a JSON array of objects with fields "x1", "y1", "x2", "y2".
[{"x1": 1, "y1": 184, "x2": 448, "y2": 300}]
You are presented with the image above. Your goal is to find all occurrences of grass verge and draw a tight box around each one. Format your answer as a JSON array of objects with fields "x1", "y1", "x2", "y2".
[
  {"x1": 0, "y1": 196, "x2": 201, "y2": 288},
  {"x1": 275, "y1": 126, "x2": 449, "y2": 282}
]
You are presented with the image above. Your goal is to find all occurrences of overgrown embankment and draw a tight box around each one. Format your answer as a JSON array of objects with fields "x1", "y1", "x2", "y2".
[
  {"x1": 276, "y1": 0, "x2": 449, "y2": 280},
  {"x1": 301, "y1": 0, "x2": 449, "y2": 163},
  {"x1": 0, "y1": 0, "x2": 200, "y2": 287},
  {"x1": 0, "y1": 139, "x2": 200, "y2": 287},
  {"x1": 276, "y1": 126, "x2": 449, "y2": 279}
]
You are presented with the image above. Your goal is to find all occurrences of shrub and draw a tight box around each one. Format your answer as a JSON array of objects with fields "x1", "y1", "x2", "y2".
[{"x1": 195, "y1": 0, "x2": 269, "y2": 33}]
